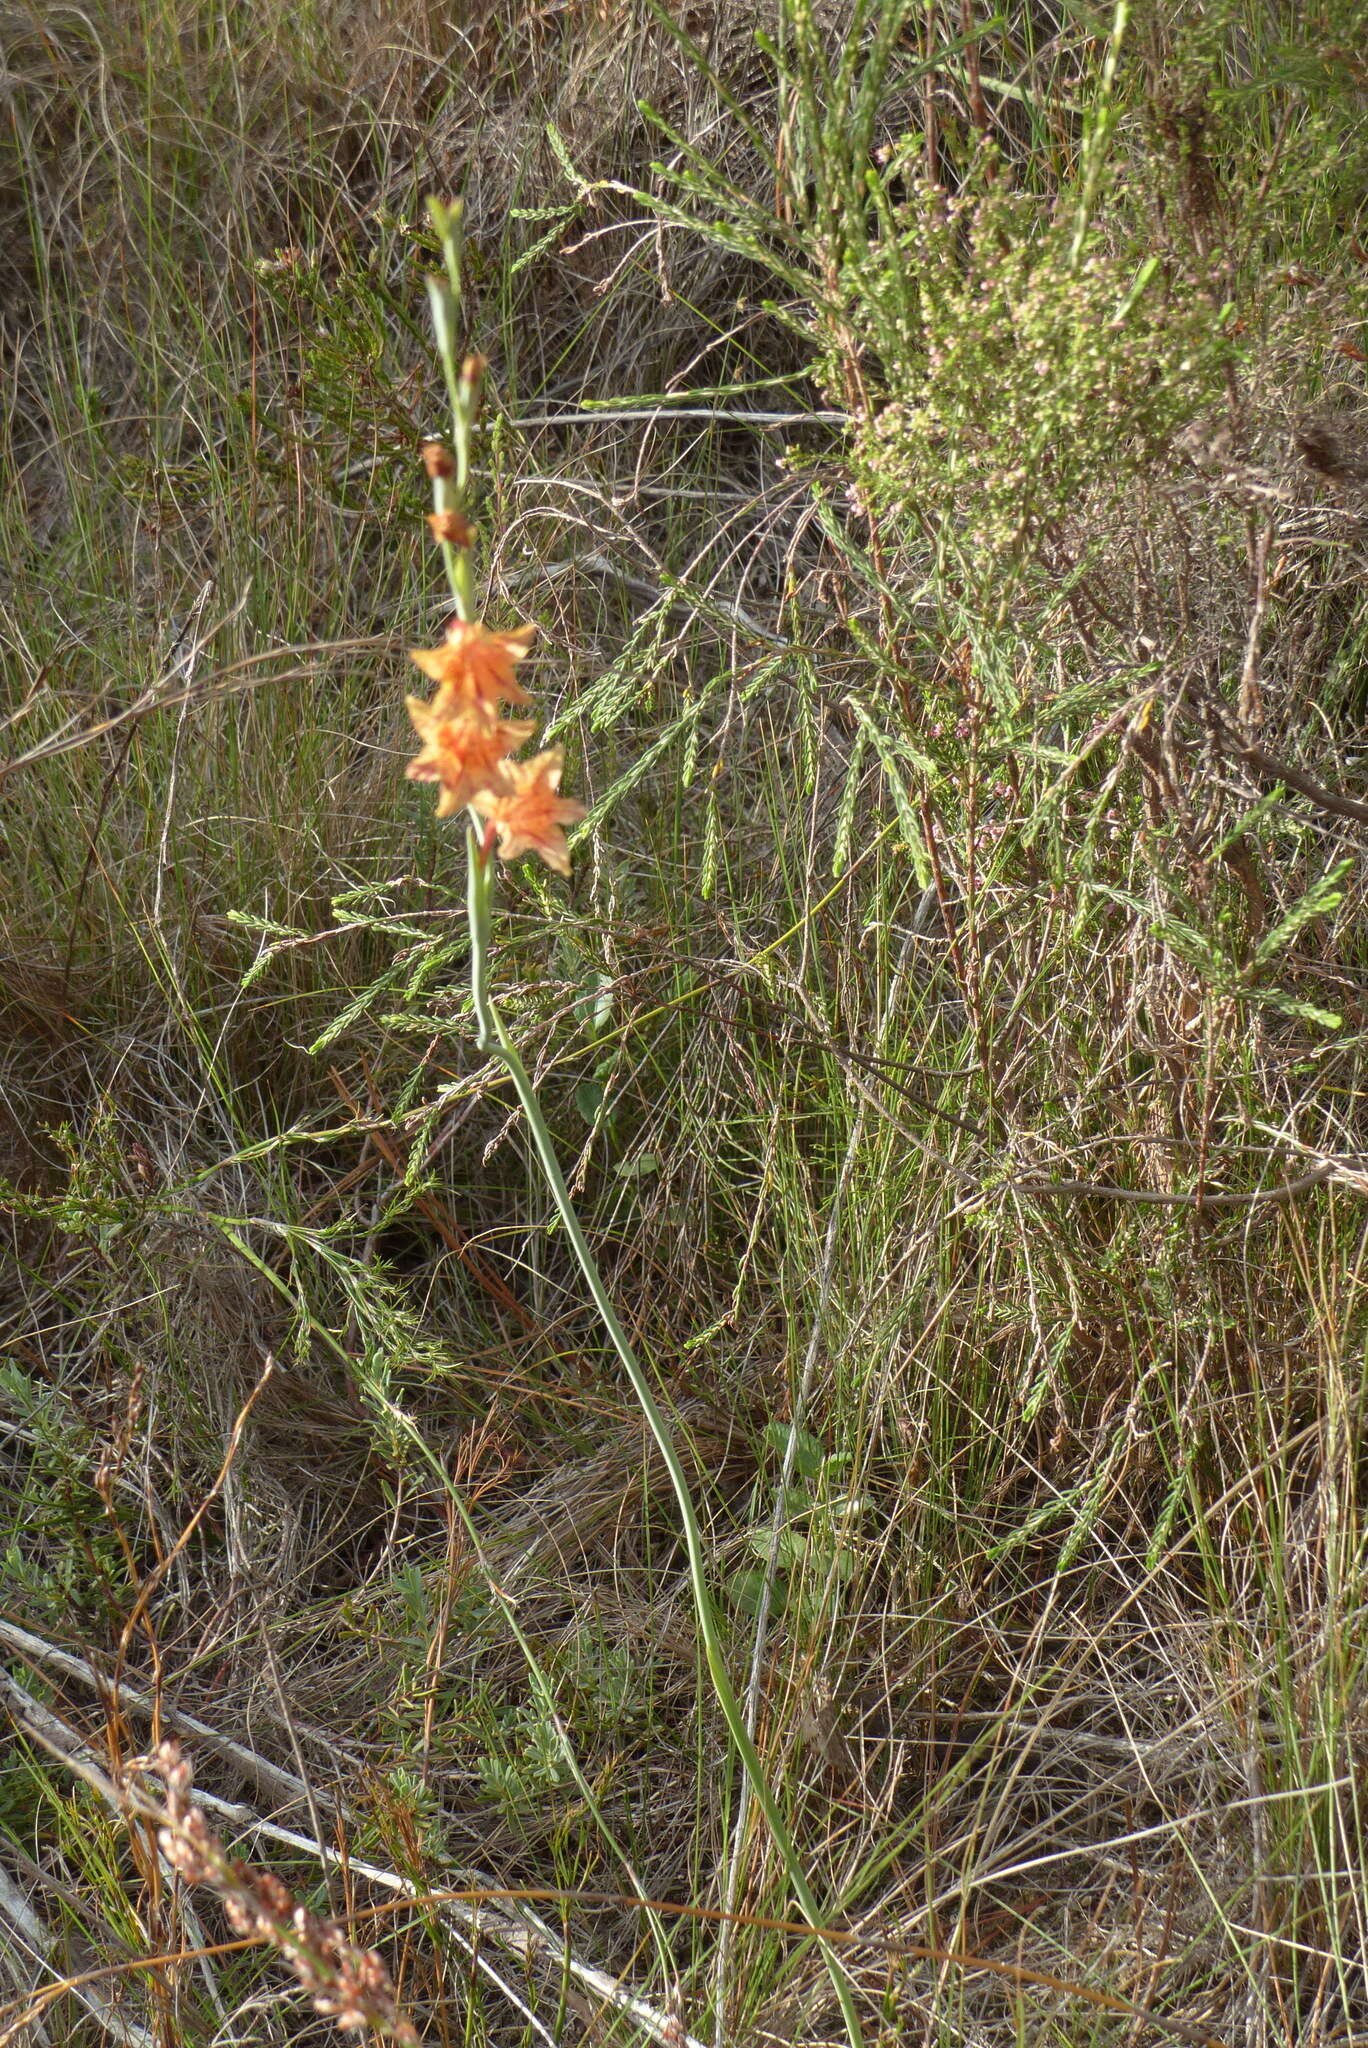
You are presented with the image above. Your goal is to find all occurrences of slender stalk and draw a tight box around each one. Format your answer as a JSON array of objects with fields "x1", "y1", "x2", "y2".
[
  {"x1": 421, "y1": 193, "x2": 861, "y2": 2044},
  {"x1": 714, "y1": 1102, "x2": 865, "y2": 2046},
  {"x1": 424, "y1": 197, "x2": 476, "y2": 622},
  {"x1": 1068, "y1": 0, "x2": 1130, "y2": 270},
  {"x1": 464, "y1": 838, "x2": 864, "y2": 2046}
]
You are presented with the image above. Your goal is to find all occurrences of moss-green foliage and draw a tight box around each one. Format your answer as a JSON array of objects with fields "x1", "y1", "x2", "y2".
[{"x1": 851, "y1": 164, "x2": 1232, "y2": 570}]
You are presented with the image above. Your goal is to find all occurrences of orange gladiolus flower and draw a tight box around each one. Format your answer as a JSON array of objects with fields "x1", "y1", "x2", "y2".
[
  {"x1": 408, "y1": 619, "x2": 536, "y2": 714},
  {"x1": 472, "y1": 751, "x2": 586, "y2": 877},
  {"x1": 405, "y1": 702, "x2": 535, "y2": 818}
]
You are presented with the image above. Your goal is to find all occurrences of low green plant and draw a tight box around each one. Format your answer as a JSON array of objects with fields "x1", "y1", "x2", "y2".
[{"x1": 730, "y1": 1423, "x2": 869, "y2": 1636}]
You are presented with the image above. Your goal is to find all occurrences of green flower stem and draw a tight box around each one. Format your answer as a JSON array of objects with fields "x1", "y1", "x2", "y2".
[
  {"x1": 424, "y1": 196, "x2": 476, "y2": 623},
  {"x1": 1068, "y1": 0, "x2": 1130, "y2": 270},
  {"x1": 464, "y1": 834, "x2": 864, "y2": 2047},
  {"x1": 426, "y1": 197, "x2": 467, "y2": 432}
]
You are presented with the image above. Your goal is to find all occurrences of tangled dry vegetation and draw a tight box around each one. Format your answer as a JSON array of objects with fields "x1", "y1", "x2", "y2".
[{"x1": 3, "y1": 1, "x2": 1368, "y2": 2043}]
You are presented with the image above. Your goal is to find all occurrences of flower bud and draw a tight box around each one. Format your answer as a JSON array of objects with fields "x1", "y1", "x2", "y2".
[{"x1": 427, "y1": 509, "x2": 475, "y2": 547}]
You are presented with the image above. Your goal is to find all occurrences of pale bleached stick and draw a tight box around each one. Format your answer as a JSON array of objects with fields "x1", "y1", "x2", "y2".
[{"x1": 4, "y1": 1657, "x2": 706, "y2": 2048}]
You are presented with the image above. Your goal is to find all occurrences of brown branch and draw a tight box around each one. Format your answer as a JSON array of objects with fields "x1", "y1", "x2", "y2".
[
  {"x1": 1178, "y1": 691, "x2": 1368, "y2": 830},
  {"x1": 1235, "y1": 738, "x2": 1368, "y2": 830}
]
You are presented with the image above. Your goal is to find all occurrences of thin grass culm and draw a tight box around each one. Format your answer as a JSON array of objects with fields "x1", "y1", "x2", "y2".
[{"x1": 403, "y1": 197, "x2": 865, "y2": 2048}]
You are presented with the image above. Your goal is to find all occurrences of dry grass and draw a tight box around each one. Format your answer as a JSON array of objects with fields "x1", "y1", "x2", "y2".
[{"x1": 3, "y1": 1, "x2": 1368, "y2": 2044}]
